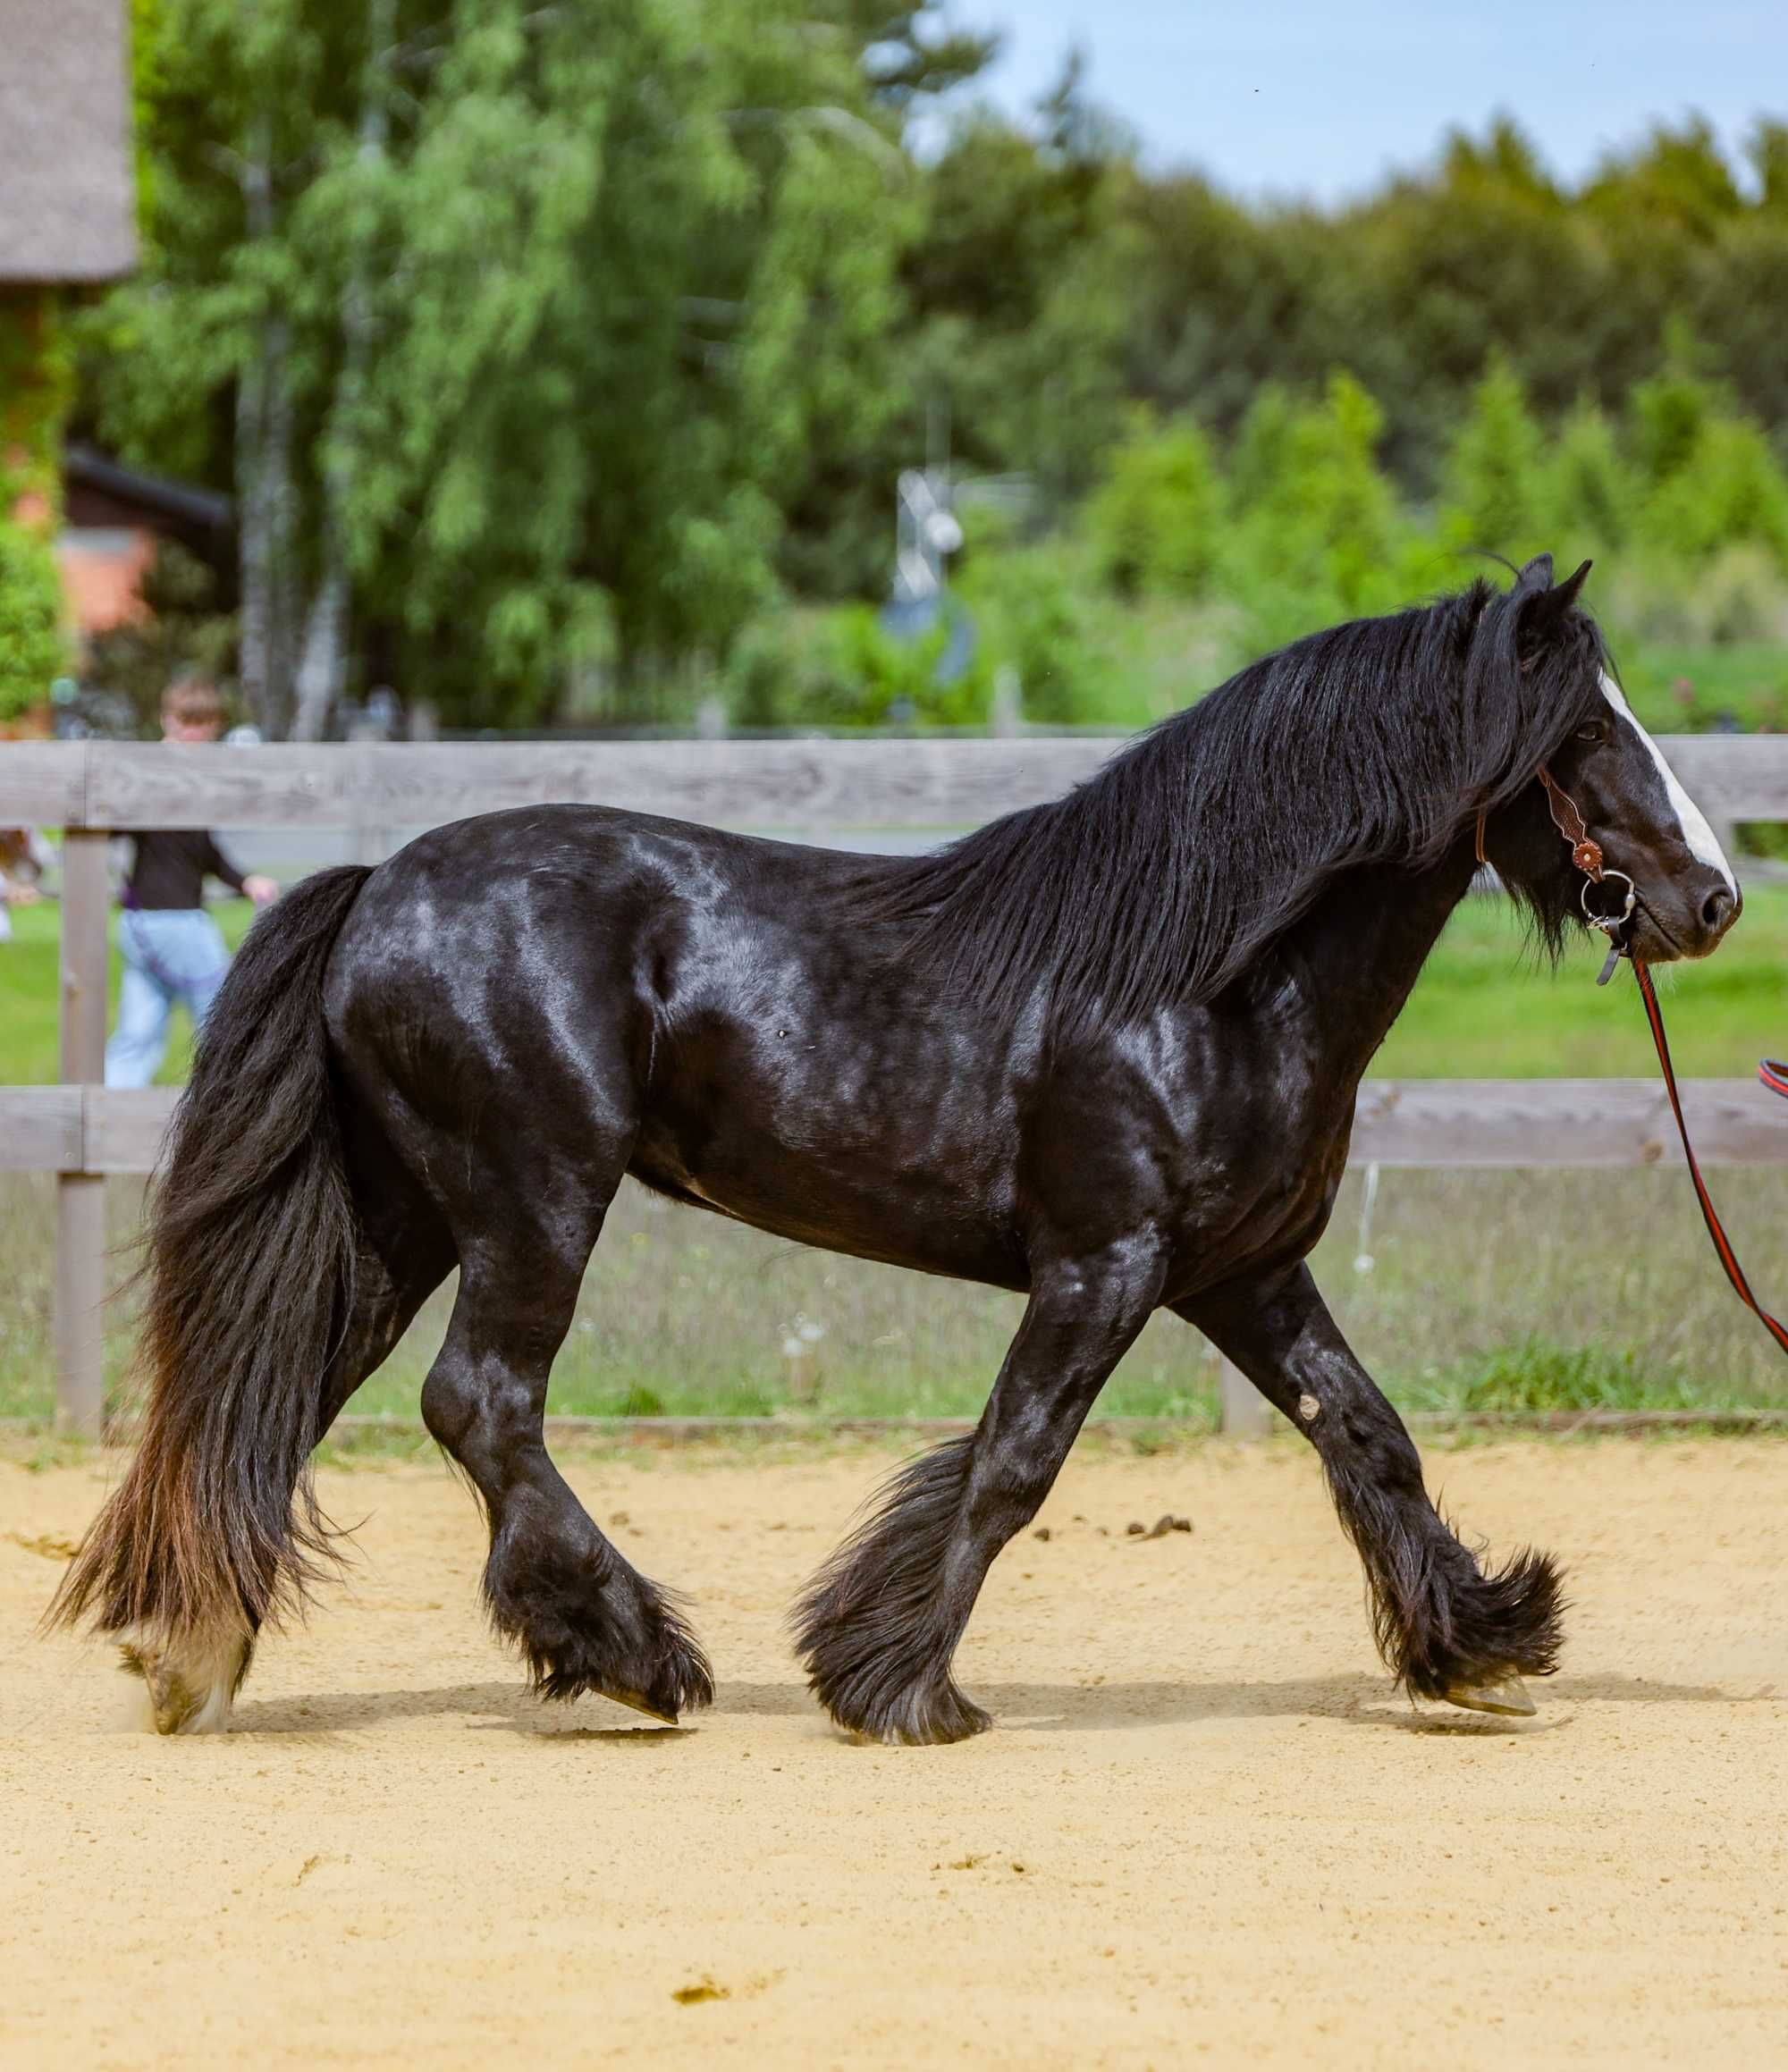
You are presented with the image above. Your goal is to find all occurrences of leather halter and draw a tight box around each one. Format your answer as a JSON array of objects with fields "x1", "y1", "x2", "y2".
[
  {"x1": 1475, "y1": 763, "x2": 1597, "y2": 870},
  {"x1": 1480, "y1": 767, "x2": 1788, "y2": 1361},
  {"x1": 1533, "y1": 764, "x2": 1606, "y2": 879},
  {"x1": 1475, "y1": 765, "x2": 1633, "y2": 960}
]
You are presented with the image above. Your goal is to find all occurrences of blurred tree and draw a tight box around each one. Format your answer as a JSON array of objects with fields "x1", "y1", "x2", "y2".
[
  {"x1": 1638, "y1": 413, "x2": 1788, "y2": 567},
  {"x1": 1540, "y1": 399, "x2": 1635, "y2": 552},
  {"x1": 1117, "y1": 176, "x2": 1355, "y2": 437},
  {"x1": 901, "y1": 55, "x2": 1134, "y2": 504},
  {"x1": 1087, "y1": 410, "x2": 1225, "y2": 599},
  {"x1": 1346, "y1": 123, "x2": 1609, "y2": 482},
  {"x1": 78, "y1": 24, "x2": 1788, "y2": 732},
  {"x1": 1231, "y1": 374, "x2": 1406, "y2": 619},
  {"x1": 852, "y1": 4, "x2": 999, "y2": 110},
  {"x1": 1629, "y1": 332, "x2": 1720, "y2": 486},
  {"x1": 1438, "y1": 353, "x2": 1548, "y2": 559},
  {"x1": 86, "y1": 0, "x2": 930, "y2": 729},
  {"x1": 80, "y1": 541, "x2": 236, "y2": 735},
  {"x1": 0, "y1": 521, "x2": 68, "y2": 723}
]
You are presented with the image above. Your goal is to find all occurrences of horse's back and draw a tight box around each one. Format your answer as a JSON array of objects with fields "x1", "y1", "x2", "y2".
[{"x1": 317, "y1": 803, "x2": 1038, "y2": 1284}]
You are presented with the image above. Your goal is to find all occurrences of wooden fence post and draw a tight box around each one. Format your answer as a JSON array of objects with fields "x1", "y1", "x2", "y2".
[
  {"x1": 55, "y1": 828, "x2": 110, "y2": 1437},
  {"x1": 1219, "y1": 1355, "x2": 1274, "y2": 1438}
]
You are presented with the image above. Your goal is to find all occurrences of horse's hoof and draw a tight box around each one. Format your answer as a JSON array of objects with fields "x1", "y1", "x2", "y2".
[
  {"x1": 119, "y1": 1629, "x2": 251, "y2": 1734},
  {"x1": 603, "y1": 1686, "x2": 681, "y2": 1726},
  {"x1": 1442, "y1": 1673, "x2": 1535, "y2": 1717},
  {"x1": 836, "y1": 1679, "x2": 992, "y2": 1746}
]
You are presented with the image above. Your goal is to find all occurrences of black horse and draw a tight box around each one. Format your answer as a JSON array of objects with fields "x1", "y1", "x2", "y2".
[{"x1": 53, "y1": 556, "x2": 1740, "y2": 1739}]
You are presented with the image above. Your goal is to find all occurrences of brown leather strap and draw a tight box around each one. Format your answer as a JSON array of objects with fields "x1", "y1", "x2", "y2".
[
  {"x1": 1535, "y1": 763, "x2": 1605, "y2": 879},
  {"x1": 1474, "y1": 766, "x2": 1604, "y2": 876}
]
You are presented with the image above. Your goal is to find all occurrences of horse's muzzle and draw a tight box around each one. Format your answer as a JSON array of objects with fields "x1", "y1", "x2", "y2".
[{"x1": 1636, "y1": 865, "x2": 1741, "y2": 962}]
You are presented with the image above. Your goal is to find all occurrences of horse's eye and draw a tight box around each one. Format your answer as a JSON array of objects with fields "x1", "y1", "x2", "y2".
[{"x1": 1574, "y1": 721, "x2": 1607, "y2": 745}]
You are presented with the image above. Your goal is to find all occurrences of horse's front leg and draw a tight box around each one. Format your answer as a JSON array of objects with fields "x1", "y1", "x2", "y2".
[
  {"x1": 795, "y1": 1241, "x2": 1165, "y2": 1745},
  {"x1": 1181, "y1": 1264, "x2": 1564, "y2": 1714}
]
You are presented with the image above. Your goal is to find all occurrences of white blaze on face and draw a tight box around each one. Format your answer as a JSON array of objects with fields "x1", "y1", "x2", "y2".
[{"x1": 1598, "y1": 672, "x2": 1738, "y2": 899}]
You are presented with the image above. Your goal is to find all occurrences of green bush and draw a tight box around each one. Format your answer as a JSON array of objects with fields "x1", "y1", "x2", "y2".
[
  {"x1": 1223, "y1": 373, "x2": 1414, "y2": 648},
  {"x1": 1629, "y1": 360, "x2": 1715, "y2": 487},
  {"x1": 1227, "y1": 382, "x2": 1295, "y2": 510},
  {"x1": 0, "y1": 521, "x2": 67, "y2": 721},
  {"x1": 1086, "y1": 410, "x2": 1226, "y2": 601},
  {"x1": 1636, "y1": 415, "x2": 1788, "y2": 567},
  {"x1": 725, "y1": 601, "x2": 991, "y2": 728},
  {"x1": 1438, "y1": 353, "x2": 1548, "y2": 559},
  {"x1": 1540, "y1": 398, "x2": 1634, "y2": 551},
  {"x1": 957, "y1": 539, "x2": 1121, "y2": 723}
]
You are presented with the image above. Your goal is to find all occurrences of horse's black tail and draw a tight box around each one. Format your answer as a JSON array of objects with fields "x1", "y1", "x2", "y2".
[{"x1": 47, "y1": 867, "x2": 372, "y2": 1694}]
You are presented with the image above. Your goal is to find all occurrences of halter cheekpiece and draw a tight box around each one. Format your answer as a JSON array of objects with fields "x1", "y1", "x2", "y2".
[{"x1": 1474, "y1": 763, "x2": 1636, "y2": 984}]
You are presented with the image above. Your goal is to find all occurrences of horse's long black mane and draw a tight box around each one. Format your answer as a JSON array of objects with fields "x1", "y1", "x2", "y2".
[{"x1": 851, "y1": 570, "x2": 1608, "y2": 1030}]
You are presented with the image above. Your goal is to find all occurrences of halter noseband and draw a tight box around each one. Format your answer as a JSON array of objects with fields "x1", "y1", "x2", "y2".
[{"x1": 1475, "y1": 765, "x2": 1636, "y2": 981}]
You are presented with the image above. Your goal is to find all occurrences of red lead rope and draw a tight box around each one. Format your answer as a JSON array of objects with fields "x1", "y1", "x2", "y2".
[
  {"x1": 1501, "y1": 761, "x2": 1788, "y2": 1360},
  {"x1": 1631, "y1": 959, "x2": 1788, "y2": 1359}
]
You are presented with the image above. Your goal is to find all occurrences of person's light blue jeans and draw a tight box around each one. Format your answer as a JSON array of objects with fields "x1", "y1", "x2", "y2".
[{"x1": 104, "y1": 907, "x2": 231, "y2": 1089}]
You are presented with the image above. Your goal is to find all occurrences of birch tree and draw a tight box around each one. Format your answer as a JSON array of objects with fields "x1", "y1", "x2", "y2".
[{"x1": 91, "y1": 0, "x2": 926, "y2": 730}]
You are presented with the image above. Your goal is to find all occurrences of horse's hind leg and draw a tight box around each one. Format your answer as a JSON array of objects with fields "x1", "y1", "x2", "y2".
[
  {"x1": 796, "y1": 1245, "x2": 1162, "y2": 1744},
  {"x1": 1184, "y1": 1265, "x2": 1564, "y2": 1712},
  {"x1": 420, "y1": 1194, "x2": 712, "y2": 1722}
]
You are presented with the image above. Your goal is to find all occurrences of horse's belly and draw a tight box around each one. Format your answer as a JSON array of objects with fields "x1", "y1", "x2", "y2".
[
  {"x1": 629, "y1": 1017, "x2": 1030, "y2": 1287},
  {"x1": 629, "y1": 1126, "x2": 1027, "y2": 1288}
]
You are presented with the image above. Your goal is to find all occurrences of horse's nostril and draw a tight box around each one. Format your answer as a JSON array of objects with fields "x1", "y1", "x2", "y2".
[{"x1": 1701, "y1": 886, "x2": 1736, "y2": 935}]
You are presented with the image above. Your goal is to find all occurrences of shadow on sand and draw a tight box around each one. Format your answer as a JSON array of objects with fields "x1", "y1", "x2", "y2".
[{"x1": 230, "y1": 1666, "x2": 1767, "y2": 1739}]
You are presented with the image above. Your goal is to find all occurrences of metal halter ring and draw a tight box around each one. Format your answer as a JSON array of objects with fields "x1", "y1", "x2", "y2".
[{"x1": 1581, "y1": 869, "x2": 1636, "y2": 937}]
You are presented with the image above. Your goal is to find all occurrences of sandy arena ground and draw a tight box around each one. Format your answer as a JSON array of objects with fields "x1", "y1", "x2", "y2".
[{"x1": 3, "y1": 1436, "x2": 1784, "y2": 2068}]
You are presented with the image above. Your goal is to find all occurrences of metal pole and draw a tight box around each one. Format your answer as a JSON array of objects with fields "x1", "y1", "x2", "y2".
[
  {"x1": 1219, "y1": 1355, "x2": 1274, "y2": 1438},
  {"x1": 55, "y1": 830, "x2": 110, "y2": 1437}
]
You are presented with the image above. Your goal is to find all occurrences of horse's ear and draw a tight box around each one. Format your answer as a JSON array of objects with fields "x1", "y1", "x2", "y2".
[
  {"x1": 1515, "y1": 556, "x2": 1592, "y2": 649},
  {"x1": 1553, "y1": 557, "x2": 1592, "y2": 609},
  {"x1": 1513, "y1": 553, "x2": 1554, "y2": 595}
]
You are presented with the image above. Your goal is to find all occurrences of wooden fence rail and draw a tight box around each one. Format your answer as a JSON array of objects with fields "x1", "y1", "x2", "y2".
[
  {"x1": 5, "y1": 735, "x2": 1787, "y2": 1437},
  {"x1": 13, "y1": 730, "x2": 1788, "y2": 831}
]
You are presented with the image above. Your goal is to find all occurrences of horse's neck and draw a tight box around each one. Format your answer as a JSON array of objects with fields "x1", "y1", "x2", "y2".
[{"x1": 1284, "y1": 841, "x2": 1481, "y2": 1082}]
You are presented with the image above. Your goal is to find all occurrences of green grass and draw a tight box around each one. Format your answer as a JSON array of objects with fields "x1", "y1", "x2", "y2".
[
  {"x1": 1447, "y1": 1338, "x2": 1706, "y2": 1415},
  {"x1": 1377, "y1": 880, "x2": 1788, "y2": 1078},
  {"x1": 1616, "y1": 644, "x2": 1788, "y2": 734}
]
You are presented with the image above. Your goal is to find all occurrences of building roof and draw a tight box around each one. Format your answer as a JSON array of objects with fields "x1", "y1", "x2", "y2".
[
  {"x1": 0, "y1": 0, "x2": 137, "y2": 284},
  {"x1": 65, "y1": 444, "x2": 233, "y2": 534}
]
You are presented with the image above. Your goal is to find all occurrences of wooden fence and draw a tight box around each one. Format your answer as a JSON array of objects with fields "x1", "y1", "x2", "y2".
[{"x1": 5, "y1": 735, "x2": 1788, "y2": 1438}]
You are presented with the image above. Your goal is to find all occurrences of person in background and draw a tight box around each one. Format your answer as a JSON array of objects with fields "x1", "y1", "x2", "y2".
[
  {"x1": 104, "y1": 678, "x2": 279, "y2": 1089},
  {"x1": 0, "y1": 826, "x2": 55, "y2": 944}
]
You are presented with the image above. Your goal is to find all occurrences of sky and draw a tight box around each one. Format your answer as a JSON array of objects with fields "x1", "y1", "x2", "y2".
[{"x1": 951, "y1": 1, "x2": 1782, "y2": 201}]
